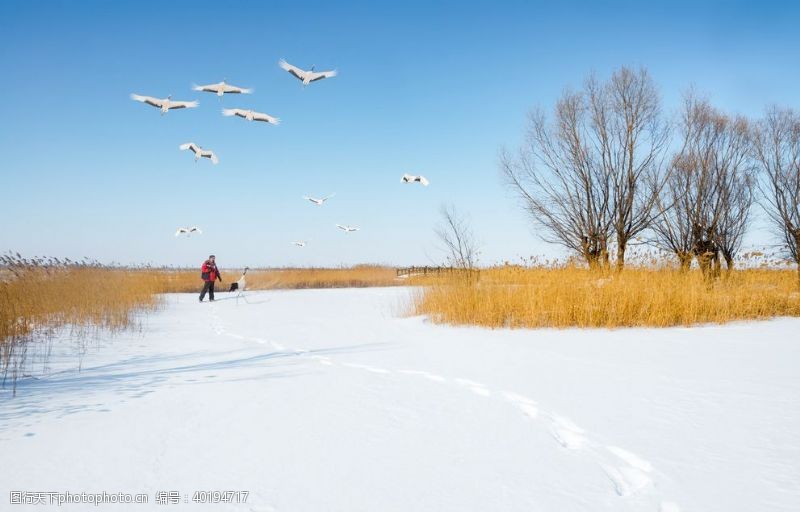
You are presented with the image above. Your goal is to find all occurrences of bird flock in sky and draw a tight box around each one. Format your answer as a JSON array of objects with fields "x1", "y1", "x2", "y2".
[{"x1": 131, "y1": 59, "x2": 430, "y2": 246}]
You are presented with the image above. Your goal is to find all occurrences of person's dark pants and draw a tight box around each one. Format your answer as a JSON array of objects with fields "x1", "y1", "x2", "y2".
[{"x1": 200, "y1": 281, "x2": 215, "y2": 301}]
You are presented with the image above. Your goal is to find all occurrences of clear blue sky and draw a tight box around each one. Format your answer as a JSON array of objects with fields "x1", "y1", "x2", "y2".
[{"x1": 1, "y1": 0, "x2": 798, "y2": 267}]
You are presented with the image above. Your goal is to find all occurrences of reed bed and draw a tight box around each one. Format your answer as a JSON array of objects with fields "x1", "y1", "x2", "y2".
[
  {"x1": 0, "y1": 257, "x2": 167, "y2": 392},
  {"x1": 0, "y1": 262, "x2": 163, "y2": 345},
  {"x1": 159, "y1": 265, "x2": 402, "y2": 292},
  {"x1": 413, "y1": 265, "x2": 800, "y2": 328}
]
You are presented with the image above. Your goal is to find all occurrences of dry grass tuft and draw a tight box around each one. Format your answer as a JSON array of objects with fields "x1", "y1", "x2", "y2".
[{"x1": 413, "y1": 265, "x2": 800, "y2": 328}]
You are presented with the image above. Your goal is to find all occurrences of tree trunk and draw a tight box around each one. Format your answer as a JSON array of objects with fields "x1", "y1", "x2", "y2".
[
  {"x1": 723, "y1": 254, "x2": 734, "y2": 274},
  {"x1": 616, "y1": 240, "x2": 626, "y2": 271},
  {"x1": 795, "y1": 232, "x2": 800, "y2": 288},
  {"x1": 677, "y1": 252, "x2": 693, "y2": 271},
  {"x1": 698, "y1": 251, "x2": 719, "y2": 280},
  {"x1": 582, "y1": 234, "x2": 609, "y2": 271}
]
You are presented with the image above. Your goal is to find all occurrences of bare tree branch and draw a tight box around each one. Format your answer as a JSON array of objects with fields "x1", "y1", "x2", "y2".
[
  {"x1": 753, "y1": 106, "x2": 800, "y2": 276},
  {"x1": 434, "y1": 204, "x2": 479, "y2": 269}
]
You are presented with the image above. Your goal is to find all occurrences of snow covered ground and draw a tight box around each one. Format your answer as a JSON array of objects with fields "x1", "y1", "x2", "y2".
[{"x1": 1, "y1": 287, "x2": 799, "y2": 512}]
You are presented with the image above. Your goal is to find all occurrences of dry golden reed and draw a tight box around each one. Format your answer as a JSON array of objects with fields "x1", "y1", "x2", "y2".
[
  {"x1": 157, "y1": 265, "x2": 401, "y2": 292},
  {"x1": 0, "y1": 264, "x2": 165, "y2": 347},
  {"x1": 413, "y1": 265, "x2": 800, "y2": 328}
]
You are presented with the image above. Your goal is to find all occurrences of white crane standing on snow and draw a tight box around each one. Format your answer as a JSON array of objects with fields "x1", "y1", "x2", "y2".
[
  {"x1": 130, "y1": 94, "x2": 198, "y2": 115},
  {"x1": 229, "y1": 267, "x2": 249, "y2": 295},
  {"x1": 279, "y1": 59, "x2": 337, "y2": 85},
  {"x1": 303, "y1": 194, "x2": 335, "y2": 205},
  {"x1": 175, "y1": 227, "x2": 202, "y2": 237},
  {"x1": 401, "y1": 173, "x2": 430, "y2": 186},
  {"x1": 179, "y1": 142, "x2": 219, "y2": 164},
  {"x1": 222, "y1": 108, "x2": 280, "y2": 125},
  {"x1": 193, "y1": 80, "x2": 252, "y2": 97}
]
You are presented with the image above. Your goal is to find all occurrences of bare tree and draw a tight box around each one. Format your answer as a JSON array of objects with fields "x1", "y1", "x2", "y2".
[
  {"x1": 652, "y1": 153, "x2": 702, "y2": 269},
  {"x1": 500, "y1": 66, "x2": 668, "y2": 269},
  {"x1": 753, "y1": 107, "x2": 800, "y2": 279},
  {"x1": 588, "y1": 67, "x2": 670, "y2": 269},
  {"x1": 652, "y1": 94, "x2": 755, "y2": 274},
  {"x1": 435, "y1": 204, "x2": 479, "y2": 269},
  {"x1": 500, "y1": 91, "x2": 613, "y2": 268},
  {"x1": 714, "y1": 115, "x2": 756, "y2": 271}
]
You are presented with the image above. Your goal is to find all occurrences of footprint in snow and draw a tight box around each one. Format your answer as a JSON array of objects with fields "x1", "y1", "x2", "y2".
[
  {"x1": 342, "y1": 362, "x2": 391, "y2": 374},
  {"x1": 607, "y1": 446, "x2": 653, "y2": 473},
  {"x1": 502, "y1": 391, "x2": 539, "y2": 419},
  {"x1": 601, "y1": 464, "x2": 652, "y2": 497},
  {"x1": 453, "y1": 378, "x2": 491, "y2": 397},
  {"x1": 398, "y1": 370, "x2": 447, "y2": 382},
  {"x1": 550, "y1": 414, "x2": 587, "y2": 449},
  {"x1": 601, "y1": 446, "x2": 656, "y2": 497}
]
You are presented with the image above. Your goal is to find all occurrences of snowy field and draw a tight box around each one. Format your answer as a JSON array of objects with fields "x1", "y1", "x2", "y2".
[{"x1": 1, "y1": 287, "x2": 798, "y2": 512}]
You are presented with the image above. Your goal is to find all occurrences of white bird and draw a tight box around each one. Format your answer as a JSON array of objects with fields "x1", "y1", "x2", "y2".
[
  {"x1": 193, "y1": 80, "x2": 252, "y2": 97},
  {"x1": 292, "y1": 241, "x2": 307, "y2": 247},
  {"x1": 179, "y1": 142, "x2": 219, "y2": 164},
  {"x1": 279, "y1": 59, "x2": 337, "y2": 85},
  {"x1": 303, "y1": 194, "x2": 335, "y2": 205},
  {"x1": 229, "y1": 267, "x2": 249, "y2": 295},
  {"x1": 130, "y1": 94, "x2": 198, "y2": 115},
  {"x1": 222, "y1": 108, "x2": 280, "y2": 125},
  {"x1": 175, "y1": 226, "x2": 202, "y2": 237},
  {"x1": 401, "y1": 173, "x2": 430, "y2": 186},
  {"x1": 336, "y1": 224, "x2": 359, "y2": 233}
]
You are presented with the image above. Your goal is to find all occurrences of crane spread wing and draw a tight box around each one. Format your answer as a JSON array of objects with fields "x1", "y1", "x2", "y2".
[
  {"x1": 179, "y1": 142, "x2": 198, "y2": 153},
  {"x1": 279, "y1": 59, "x2": 306, "y2": 80},
  {"x1": 252, "y1": 112, "x2": 280, "y2": 124},
  {"x1": 207, "y1": 152, "x2": 219, "y2": 164},
  {"x1": 189, "y1": 227, "x2": 202, "y2": 234},
  {"x1": 193, "y1": 83, "x2": 219, "y2": 93},
  {"x1": 131, "y1": 94, "x2": 163, "y2": 107},
  {"x1": 418, "y1": 176, "x2": 430, "y2": 186},
  {"x1": 223, "y1": 84, "x2": 252, "y2": 94},
  {"x1": 222, "y1": 108, "x2": 244, "y2": 117},
  {"x1": 310, "y1": 70, "x2": 337, "y2": 82},
  {"x1": 175, "y1": 228, "x2": 187, "y2": 236},
  {"x1": 168, "y1": 100, "x2": 198, "y2": 110}
]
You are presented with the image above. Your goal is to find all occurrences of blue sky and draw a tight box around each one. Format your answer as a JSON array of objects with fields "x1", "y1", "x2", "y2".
[{"x1": 1, "y1": 0, "x2": 798, "y2": 267}]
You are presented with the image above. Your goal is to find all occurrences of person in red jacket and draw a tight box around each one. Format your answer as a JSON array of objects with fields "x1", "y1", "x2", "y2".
[{"x1": 199, "y1": 255, "x2": 222, "y2": 302}]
